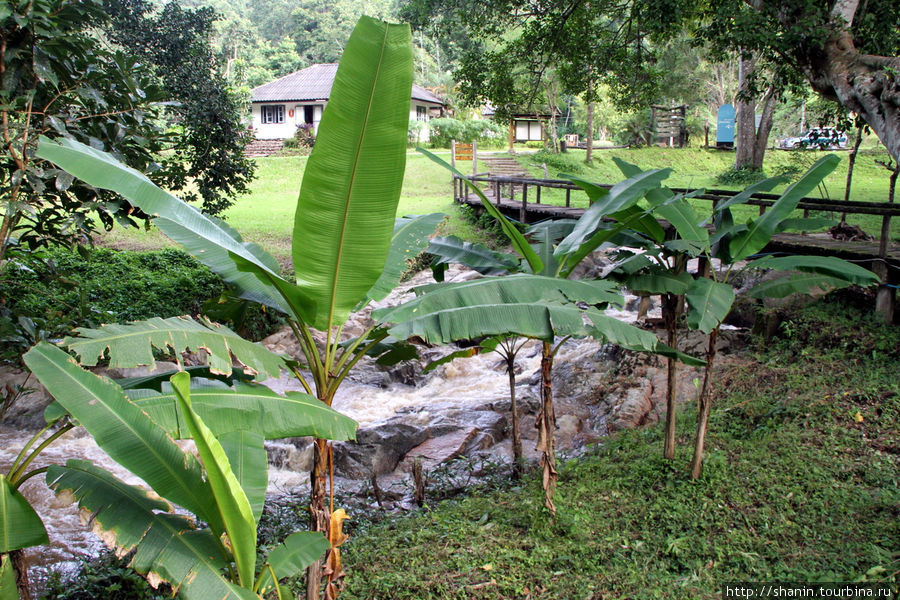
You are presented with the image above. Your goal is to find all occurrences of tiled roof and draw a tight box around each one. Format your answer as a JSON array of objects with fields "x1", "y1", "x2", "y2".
[{"x1": 251, "y1": 64, "x2": 444, "y2": 105}]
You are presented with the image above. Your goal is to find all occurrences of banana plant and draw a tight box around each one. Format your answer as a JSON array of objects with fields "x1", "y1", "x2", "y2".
[
  {"x1": 376, "y1": 150, "x2": 704, "y2": 512},
  {"x1": 614, "y1": 156, "x2": 879, "y2": 478},
  {"x1": 18, "y1": 342, "x2": 356, "y2": 600},
  {"x1": 36, "y1": 17, "x2": 437, "y2": 600}
]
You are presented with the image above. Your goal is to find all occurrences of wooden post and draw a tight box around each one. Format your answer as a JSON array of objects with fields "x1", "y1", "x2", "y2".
[
  {"x1": 565, "y1": 188, "x2": 571, "y2": 208},
  {"x1": 509, "y1": 120, "x2": 515, "y2": 152},
  {"x1": 521, "y1": 184, "x2": 528, "y2": 223},
  {"x1": 704, "y1": 124, "x2": 709, "y2": 148},
  {"x1": 493, "y1": 180, "x2": 500, "y2": 207},
  {"x1": 536, "y1": 184, "x2": 542, "y2": 204},
  {"x1": 876, "y1": 213, "x2": 895, "y2": 322}
]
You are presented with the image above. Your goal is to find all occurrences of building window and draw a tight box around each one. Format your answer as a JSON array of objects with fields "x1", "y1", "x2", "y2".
[
  {"x1": 416, "y1": 106, "x2": 428, "y2": 121},
  {"x1": 261, "y1": 105, "x2": 285, "y2": 124}
]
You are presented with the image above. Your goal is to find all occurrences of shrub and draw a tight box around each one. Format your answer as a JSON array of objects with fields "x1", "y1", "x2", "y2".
[
  {"x1": 41, "y1": 550, "x2": 172, "y2": 600},
  {"x1": 715, "y1": 166, "x2": 767, "y2": 186},
  {"x1": 427, "y1": 117, "x2": 505, "y2": 148},
  {"x1": 0, "y1": 246, "x2": 281, "y2": 359},
  {"x1": 530, "y1": 148, "x2": 587, "y2": 175}
]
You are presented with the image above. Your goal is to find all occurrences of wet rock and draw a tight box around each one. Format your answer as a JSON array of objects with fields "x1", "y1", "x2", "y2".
[
  {"x1": 335, "y1": 422, "x2": 430, "y2": 477},
  {"x1": 0, "y1": 365, "x2": 53, "y2": 429},
  {"x1": 607, "y1": 379, "x2": 653, "y2": 432}
]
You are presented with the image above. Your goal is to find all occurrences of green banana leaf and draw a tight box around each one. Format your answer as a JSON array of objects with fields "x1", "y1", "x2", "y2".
[
  {"x1": 712, "y1": 175, "x2": 786, "y2": 213},
  {"x1": 256, "y1": 531, "x2": 331, "y2": 595},
  {"x1": 171, "y1": 373, "x2": 257, "y2": 588},
  {"x1": 531, "y1": 223, "x2": 560, "y2": 277},
  {"x1": 292, "y1": 17, "x2": 413, "y2": 330},
  {"x1": 746, "y1": 273, "x2": 850, "y2": 299},
  {"x1": 685, "y1": 278, "x2": 736, "y2": 334},
  {"x1": 364, "y1": 213, "x2": 445, "y2": 304},
  {"x1": 775, "y1": 217, "x2": 838, "y2": 233},
  {"x1": 746, "y1": 255, "x2": 879, "y2": 286},
  {"x1": 584, "y1": 311, "x2": 705, "y2": 366},
  {"x1": 653, "y1": 198, "x2": 709, "y2": 247},
  {"x1": 126, "y1": 379, "x2": 357, "y2": 441},
  {"x1": 0, "y1": 474, "x2": 48, "y2": 552},
  {"x1": 46, "y1": 461, "x2": 256, "y2": 600},
  {"x1": 560, "y1": 173, "x2": 665, "y2": 242},
  {"x1": 428, "y1": 235, "x2": 521, "y2": 275},
  {"x1": 556, "y1": 167, "x2": 671, "y2": 260},
  {"x1": 1, "y1": 554, "x2": 16, "y2": 600},
  {"x1": 729, "y1": 155, "x2": 840, "y2": 261},
  {"x1": 34, "y1": 137, "x2": 293, "y2": 314},
  {"x1": 63, "y1": 316, "x2": 287, "y2": 381},
  {"x1": 218, "y1": 430, "x2": 268, "y2": 523},
  {"x1": 23, "y1": 343, "x2": 223, "y2": 533},
  {"x1": 627, "y1": 270, "x2": 694, "y2": 295},
  {"x1": 418, "y1": 147, "x2": 544, "y2": 273},
  {"x1": 376, "y1": 275, "x2": 623, "y2": 325}
]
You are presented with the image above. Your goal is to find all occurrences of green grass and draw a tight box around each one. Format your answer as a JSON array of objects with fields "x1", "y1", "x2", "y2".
[
  {"x1": 98, "y1": 146, "x2": 900, "y2": 264},
  {"x1": 338, "y1": 295, "x2": 899, "y2": 599}
]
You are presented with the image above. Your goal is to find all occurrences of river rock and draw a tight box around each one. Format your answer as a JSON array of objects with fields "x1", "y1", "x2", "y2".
[{"x1": 0, "y1": 365, "x2": 53, "y2": 429}]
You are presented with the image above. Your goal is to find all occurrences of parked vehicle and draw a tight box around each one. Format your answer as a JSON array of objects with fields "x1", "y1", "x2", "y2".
[{"x1": 779, "y1": 128, "x2": 848, "y2": 150}]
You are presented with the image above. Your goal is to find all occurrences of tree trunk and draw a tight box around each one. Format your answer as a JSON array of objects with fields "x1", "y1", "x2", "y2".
[
  {"x1": 736, "y1": 54, "x2": 779, "y2": 170},
  {"x1": 306, "y1": 438, "x2": 331, "y2": 600},
  {"x1": 585, "y1": 101, "x2": 594, "y2": 164},
  {"x1": 662, "y1": 292, "x2": 679, "y2": 460},
  {"x1": 735, "y1": 54, "x2": 757, "y2": 169},
  {"x1": 812, "y1": 28, "x2": 900, "y2": 162},
  {"x1": 752, "y1": 85, "x2": 779, "y2": 168},
  {"x1": 690, "y1": 329, "x2": 719, "y2": 479},
  {"x1": 842, "y1": 125, "x2": 865, "y2": 221},
  {"x1": 535, "y1": 341, "x2": 557, "y2": 513},
  {"x1": 506, "y1": 354, "x2": 524, "y2": 478},
  {"x1": 11, "y1": 550, "x2": 31, "y2": 600}
]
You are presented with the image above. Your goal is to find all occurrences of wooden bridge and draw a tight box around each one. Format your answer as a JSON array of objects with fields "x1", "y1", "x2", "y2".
[{"x1": 452, "y1": 172, "x2": 900, "y2": 320}]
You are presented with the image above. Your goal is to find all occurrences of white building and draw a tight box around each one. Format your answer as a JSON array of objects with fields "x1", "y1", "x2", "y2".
[{"x1": 250, "y1": 63, "x2": 445, "y2": 140}]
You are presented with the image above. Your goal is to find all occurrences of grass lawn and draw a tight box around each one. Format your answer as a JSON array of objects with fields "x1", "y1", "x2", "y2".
[
  {"x1": 98, "y1": 145, "x2": 900, "y2": 265},
  {"x1": 339, "y1": 296, "x2": 900, "y2": 599}
]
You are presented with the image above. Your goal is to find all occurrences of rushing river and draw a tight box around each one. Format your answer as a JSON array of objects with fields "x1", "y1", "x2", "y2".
[{"x1": 0, "y1": 264, "x2": 661, "y2": 585}]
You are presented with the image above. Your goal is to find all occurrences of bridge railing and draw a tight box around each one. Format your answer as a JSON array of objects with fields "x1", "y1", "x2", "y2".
[{"x1": 452, "y1": 172, "x2": 900, "y2": 260}]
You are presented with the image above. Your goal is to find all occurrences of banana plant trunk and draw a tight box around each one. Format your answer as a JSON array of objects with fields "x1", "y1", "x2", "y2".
[
  {"x1": 505, "y1": 354, "x2": 524, "y2": 478},
  {"x1": 11, "y1": 550, "x2": 31, "y2": 600},
  {"x1": 307, "y1": 437, "x2": 332, "y2": 600},
  {"x1": 536, "y1": 341, "x2": 557, "y2": 512},
  {"x1": 690, "y1": 328, "x2": 719, "y2": 479},
  {"x1": 662, "y1": 293, "x2": 680, "y2": 460}
]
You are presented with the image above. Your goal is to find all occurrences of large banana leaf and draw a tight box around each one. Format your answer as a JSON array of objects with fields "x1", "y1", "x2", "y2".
[
  {"x1": 418, "y1": 147, "x2": 544, "y2": 273},
  {"x1": 685, "y1": 278, "x2": 735, "y2": 334},
  {"x1": 0, "y1": 474, "x2": 48, "y2": 552},
  {"x1": 556, "y1": 167, "x2": 671, "y2": 260},
  {"x1": 171, "y1": 373, "x2": 257, "y2": 588},
  {"x1": 428, "y1": 235, "x2": 521, "y2": 275},
  {"x1": 584, "y1": 311, "x2": 704, "y2": 365},
  {"x1": 64, "y1": 316, "x2": 287, "y2": 381},
  {"x1": 728, "y1": 155, "x2": 840, "y2": 261},
  {"x1": 34, "y1": 137, "x2": 294, "y2": 314},
  {"x1": 713, "y1": 175, "x2": 786, "y2": 213},
  {"x1": 46, "y1": 461, "x2": 256, "y2": 600},
  {"x1": 376, "y1": 275, "x2": 623, "y2": 326},
  {"x1": 292, "y1": 17, "x2": 413, "y2": 330},
  {"x1": 126, "y1": 379, "x2": 357, "y2": 441},
  {"x1": 219, "y1": 430, "x2": 268, "y2": 523},
  {"x1": 627, "y1": 269, "x2": 694, "y2": 295},
  {"x1": 23, "y1": 343, "x2": 223, "y2": 533},
  {"x1": 746, "y1": 273, "x2": 850, "y2": 299},
  {"x1": 364, "y1": 213, "x2": 445, "y2": 304},
  {"x1": 746, "y1": 255, "x2": 879, "y2": 286},
  {"x1": 256, "y1": 532, "x2": 331, "y2": 595},
  {"x1": 653, "y1": 198, "x2": 709, "y2": 247}
]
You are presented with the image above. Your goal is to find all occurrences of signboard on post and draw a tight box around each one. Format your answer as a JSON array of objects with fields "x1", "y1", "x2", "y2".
[
  {"x1": 716, "y1": 104, "x2": 735, "y2": 148},
  {"x1": 450, "y1": 140, "x2": 477, "y2": 173}
]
